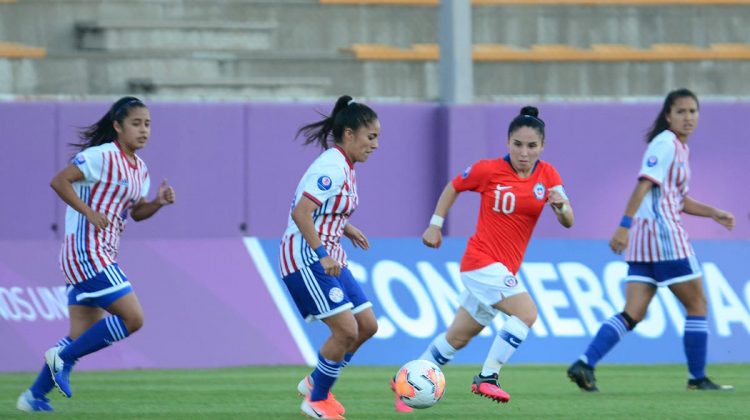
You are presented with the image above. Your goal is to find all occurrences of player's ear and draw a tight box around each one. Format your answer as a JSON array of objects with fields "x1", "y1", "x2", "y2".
[{"x1": 343, "y1": 127, "x2": 354, "y2": 142}]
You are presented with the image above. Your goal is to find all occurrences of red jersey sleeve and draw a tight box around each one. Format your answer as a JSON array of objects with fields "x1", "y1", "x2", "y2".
[
  {"x1": 544, "y1": 162, "x2": 564, "y2": 187},
  {"x1": 452, "y1": 160, "x2": 491, "y2": 193}
]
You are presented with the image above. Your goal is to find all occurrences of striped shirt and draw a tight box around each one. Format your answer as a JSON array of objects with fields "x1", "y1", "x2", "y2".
[
  {"x1": 627, "y1": 130, "x2": 693, "y2": 262},
  {"x1": 279, "y1": 146, "x2": 357, "y2": 277},
  {"x1": 59, "y1": 142, "x2": 150, "y2": 284}
]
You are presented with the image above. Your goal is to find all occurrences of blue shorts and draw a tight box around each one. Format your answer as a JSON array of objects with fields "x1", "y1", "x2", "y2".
[
  {"x1": 626, "y1": 255, "x2": 702, "y2": 287},
  {"x1": 67, "y1": 263, "x2": 133, "y2": 308},
  {"x1": 282, "y1": 262, "x2": 372, "y2": 322}
]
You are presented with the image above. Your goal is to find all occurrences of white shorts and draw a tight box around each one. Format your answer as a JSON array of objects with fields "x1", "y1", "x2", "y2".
[{"x1": 459, "y1": 262, "x2": 528, "y2": 326}]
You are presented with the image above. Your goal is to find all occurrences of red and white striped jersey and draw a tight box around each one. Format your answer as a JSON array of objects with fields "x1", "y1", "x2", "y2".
[
  {"x1": 627, "y1": 130, "x2": 694, "y2": 262},
  {"x1": 59, "y1": 142, "x2": 150, "y2": 284},
  {"x1": 279, "y1": 146, "x2": 357, "y2": 277}
]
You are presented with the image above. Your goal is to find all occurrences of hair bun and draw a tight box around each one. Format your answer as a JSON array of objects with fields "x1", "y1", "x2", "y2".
[{"x1": 520, "y1": 106, "x2": 539, "y2": 118}]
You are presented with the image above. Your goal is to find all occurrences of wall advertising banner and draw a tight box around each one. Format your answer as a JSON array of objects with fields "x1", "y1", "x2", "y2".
[{"x1": 246, "y1": 237, "x2": 750, "y2": 366}]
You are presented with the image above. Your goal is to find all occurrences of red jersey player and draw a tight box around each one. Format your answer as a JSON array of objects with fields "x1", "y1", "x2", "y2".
[{"x1": 391, "y1": 106, "x2": 574, "y2": 412}]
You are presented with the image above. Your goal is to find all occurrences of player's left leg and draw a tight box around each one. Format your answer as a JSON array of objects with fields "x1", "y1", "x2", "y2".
[
  {"x1": 471, "y1": 292, "x2": 536, "y2": 403},
  {"x1": 48, "y1": 290, "x2": 142, "y2": 398},
  {"x1": 669, "y1": 275, "x2": 733, "y2": 391}
]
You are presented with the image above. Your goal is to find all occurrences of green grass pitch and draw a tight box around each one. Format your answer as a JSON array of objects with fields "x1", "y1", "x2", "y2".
[{"x1": 2, "y1": 364, "x2": 748, "y2": 418}]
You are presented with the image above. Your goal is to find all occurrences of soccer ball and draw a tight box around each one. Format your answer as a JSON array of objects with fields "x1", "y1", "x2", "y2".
[{"x1": 393, "y1": 359, "x2": 446, "y2": 409}]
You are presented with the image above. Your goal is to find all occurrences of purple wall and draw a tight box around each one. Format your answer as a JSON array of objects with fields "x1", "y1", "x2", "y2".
[{"x1": 2, "y1": 100, "x2": 748, "y2": 242}]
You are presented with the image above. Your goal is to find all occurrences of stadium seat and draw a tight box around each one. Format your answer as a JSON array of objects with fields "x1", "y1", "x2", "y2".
[
  {"x1": 347, "y1": 43, "x2": 750, "y2": 61},
  {"x1": 322, "y1": 0, "x2": 750, "y2": 5},
  {"x1": 0, "y1": 42, "x2": 46, "y2": 59}
]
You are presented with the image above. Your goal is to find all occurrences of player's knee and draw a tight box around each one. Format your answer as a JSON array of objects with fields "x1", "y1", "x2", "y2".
[
  {"x1": 359, "y1": 319, "x2": 378, "y2": 341},
  {"x1": 620, "y1": 311, "x2": 639, "y2": 330},
  {"x1": 334, "y1": 325, "x2": 359, "y2": 347},
  {"x1": 684, "y1": 296, "x2": 707, "y2": 316},
  {"x1": 123, "y1": 313, "x2": 144, "y2": 334}
]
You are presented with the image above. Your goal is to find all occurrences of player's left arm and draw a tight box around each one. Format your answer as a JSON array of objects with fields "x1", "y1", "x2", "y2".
[
  {"x1": 343, "y1": 223, "x2": 369, "y2": 250},
  {"x1": 131, "y1": 179, "x2": 176, "y2": 221},
  {"x1": 548, "y1": 185, "x2": 574, "y2": 228},
  {"x1": 682, "y1": 196, "x2": 735, "y2": 230}
]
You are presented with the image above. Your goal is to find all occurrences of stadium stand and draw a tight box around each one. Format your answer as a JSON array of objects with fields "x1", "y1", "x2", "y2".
[{"x1": 0, "y1": 0, "x2": 749, "y2": 98}]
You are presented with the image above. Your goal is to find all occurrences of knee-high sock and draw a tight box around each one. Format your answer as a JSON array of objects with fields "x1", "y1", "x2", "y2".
[
  {"x1": 684, "y1": 316, "x2": 708, "y2": 379},
  {"x1": 582, "y1": 314, "x2": 630, "y2": 367},
  {"x1": 480, "y1": 316, "x2": 529, "y2": 377},
  {"x1": 310, "y1": 352, "x2": 343, "y2": 402},
  {"x1": 419, "y1": 332, "x2": 457, "y2": 366},
  {"x1": 59, "y1": 316, "x2": 129, "y2": 364},
  {"x1": 30, "y1": 336, "x2": 72, "y2": 398},
  {"x1": 341, "y1": 352, "x2": 354, "y2": 368}
]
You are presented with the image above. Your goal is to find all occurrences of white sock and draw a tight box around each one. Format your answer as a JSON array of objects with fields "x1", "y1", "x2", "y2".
[
  {"x1": 419, "y1": 332, "x2": 457, "y2": 366},
  {"x1": 480, "y1": 316, "x2": 529, "y2": 377}
]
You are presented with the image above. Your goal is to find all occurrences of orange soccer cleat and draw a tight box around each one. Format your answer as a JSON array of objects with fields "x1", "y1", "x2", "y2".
[
  {"x1": 300, "y1": 395, "x2": 345, "y2": 419},
  {"x1": 297, "y1": 375, "x2": 345, "y2": 415}
]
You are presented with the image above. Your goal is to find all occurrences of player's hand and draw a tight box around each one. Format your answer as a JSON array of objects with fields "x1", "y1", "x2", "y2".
[
  {"x1": 85, "y1": 210, "x2": 109, "y2": 229},
  {"x1": 609, "y1": 227, "x2": 629, "y2": 255},
  {"x1": 344, "y1": 225, "x2": 369, "y2": 250},
  {"x1": 547, "y1": 189, "x2": 568, "y2": 213},
  {"x1": 320, "y1": 256, "x2": 342, "y2": 278},
  {"x1": 157, "y1": 179, "x2": 176, "y2": 205},
  {"x1": 711, "y1": 209, "x2": 735, "y2": 230},
  {"x1": 422, "y1": 225, "x2": 443, "y2": 249}
]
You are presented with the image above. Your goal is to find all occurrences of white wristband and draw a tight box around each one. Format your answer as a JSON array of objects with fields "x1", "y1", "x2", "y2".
[{"x1": 430, "y1": 214, "x2": 444, "y2": 228}]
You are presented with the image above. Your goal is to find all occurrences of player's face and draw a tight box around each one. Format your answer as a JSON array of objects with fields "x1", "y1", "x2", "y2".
[
  {"x1": 666, "y1": 96, "x2": 699, "y2": 140},
  {"x1": 114, "y1": 107, "x2": 151, "y2": 152},
  {"x1": 507, "y1": 126, "x2": 544, "y2": 173},
  {"x1": 343, "y1": 119, "x2": 380, "y2": 163}
]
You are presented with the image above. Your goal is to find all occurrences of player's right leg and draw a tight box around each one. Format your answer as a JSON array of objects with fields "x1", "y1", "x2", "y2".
[
  {"x1": 283, "y1": 263, "x2": 356, "y2": 417},
  {"x1": 568, "y1": 274, "x2": 655, "y2": 392}
]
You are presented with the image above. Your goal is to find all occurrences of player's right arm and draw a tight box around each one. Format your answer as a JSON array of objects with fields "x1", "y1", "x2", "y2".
[
  {"x1": 50, "y1": 164, "x2": 109, "y2": 229},
  {"x1": 291, "y1": 195, "x2": 341, "y2": 277},
  {"x1": 609, "y1": 178, "x2": 653, "y2": 254},
  {"x1": 422, "y1": 182, "x2": 460, "y2": 249}
]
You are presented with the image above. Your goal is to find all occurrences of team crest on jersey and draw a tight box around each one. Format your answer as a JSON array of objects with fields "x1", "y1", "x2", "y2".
[
  {"x1": 317, "y1": 175, "x2": 332, "y2": 191},
  {"x1": 329, "y1": 287, "x2": 344, "y2": 303},
  {"x1": 73, "y1": 155, "x2": 85, "y2": 165},
  {"x1": 462, "y1": 165, "x2": 472, "y2": 179},
  {"x1": 118, "y1": 179, "x2": 128, "y2": 187},
  {"x1": 647, "y1": 156, "x2": 658, "y2": 167},
  {"x1": 503, "y1": 275, "x2": 518, "y2": 288},
  {"x1": 533, "y1": 183, "x2": 546, "y2": 200}
]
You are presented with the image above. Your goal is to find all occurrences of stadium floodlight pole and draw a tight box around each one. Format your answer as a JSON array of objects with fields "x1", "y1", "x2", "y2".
[{"x1": 439, "y1": 0, "x2": 473, "y2": 104}]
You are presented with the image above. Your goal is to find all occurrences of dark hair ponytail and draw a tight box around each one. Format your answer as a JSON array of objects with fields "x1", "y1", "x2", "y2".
[
  {"x1": 645, "y1": 88, "x2": 699, "y2": 143},
  {"x1": 73, "y1": 96, "x2": 147, "y2": 151},
  {"x1": 507, "y1": 105, "x2": 546, "y2": 141},
  {"x1": 297, "y1": 95, "x2": 378, "y2": 150}
]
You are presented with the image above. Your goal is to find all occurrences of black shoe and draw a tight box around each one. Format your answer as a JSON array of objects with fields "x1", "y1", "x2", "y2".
[
  {"x1": 687, "y1": 377, "x2": 734, "y2": 391},
  {"x1": 567, "y1": 360, "x2": 598, "y2": 392}
]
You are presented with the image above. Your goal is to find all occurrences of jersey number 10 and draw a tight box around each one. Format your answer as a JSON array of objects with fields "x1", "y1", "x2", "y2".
[{"x1": 492, "y1": 185, "x2": 516, "y2": 215}]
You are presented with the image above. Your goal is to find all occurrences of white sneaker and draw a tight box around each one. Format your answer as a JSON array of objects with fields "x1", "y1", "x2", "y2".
[
  {"x1": 16, "y1": 389, "x2": 54, "y2": 412},
  {"x1": 44, "y1": 346, "x2": 72, "y2": 398}
]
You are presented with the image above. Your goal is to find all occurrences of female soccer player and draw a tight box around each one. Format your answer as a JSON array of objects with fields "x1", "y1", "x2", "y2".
[
  {"x1": 567, "y1": 88, "x2": 735, "y2": 392},
  {"x1": 17, "y1": 97, "x2": 176, "y2": 412},
  {"x1": 282, "y1": 95, "x2": 380, "y2": 419},
  {"x1": 392, "y1": 106, "x2": 574, "y2": 412}
]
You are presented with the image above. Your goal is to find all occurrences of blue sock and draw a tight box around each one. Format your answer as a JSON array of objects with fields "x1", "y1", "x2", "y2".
[
  {"x1": 583, "y1": 314, "x2": 630, "y2": 367},
  {"x1": 59, "y1": 316, "x2": 129, "y2": 363},
  {"x1": 30, "y1": 337, "x2": 72, "y2": 398},
  {"x1": 310, "y1": 352, "x2": 343, "y2": 402},
  {"x1": 342, "y1": 352, "x2": 354, "y2": 368},
  {"x1": 684, "y1": 316, "x2": 708, "y2": 379}
]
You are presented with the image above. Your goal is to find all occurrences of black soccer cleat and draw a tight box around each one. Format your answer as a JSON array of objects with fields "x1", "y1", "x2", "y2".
[
  {"x1": 567, "y1": 360, "x2": 599, "y2": 392},
  {"x1": 687, "y1": 377, "x2": 735, "y2": 391}
]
